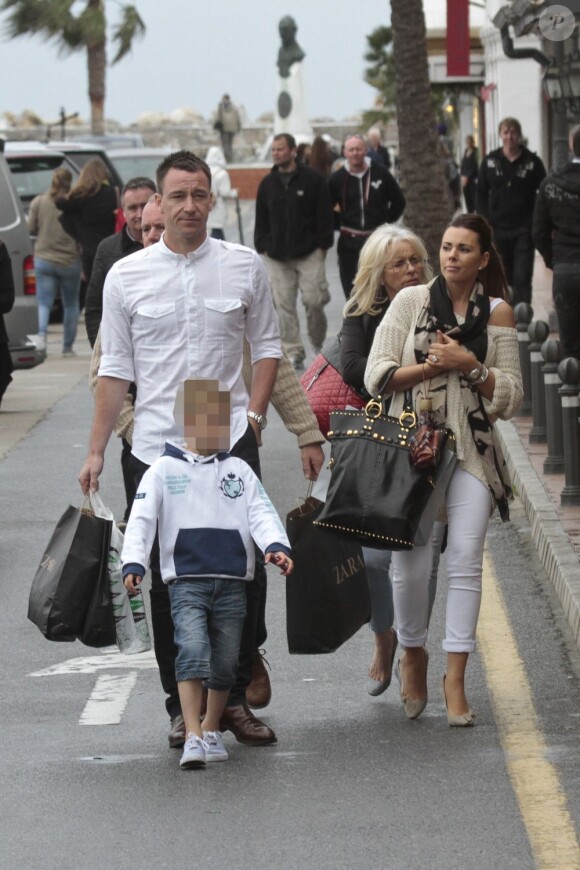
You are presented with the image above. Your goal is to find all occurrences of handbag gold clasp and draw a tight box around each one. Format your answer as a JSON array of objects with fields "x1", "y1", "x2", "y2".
[
  {"x1": 365, "y1": 398, "x2": 383, "y2": 419},
  {"x1": 399, "y1": 410, "x2": 417, "y2": 429}
]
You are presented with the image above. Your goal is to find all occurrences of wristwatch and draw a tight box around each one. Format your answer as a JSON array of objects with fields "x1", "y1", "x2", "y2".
[
  {"x1": 247, "y1": 411, "x2": 268, "y2": 431},
  {"x1": 466, "y1": 365, "x2": 483, "y2": 384}
]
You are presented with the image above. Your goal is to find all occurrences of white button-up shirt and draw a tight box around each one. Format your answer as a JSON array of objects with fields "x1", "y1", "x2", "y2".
[{"x1": 99, "y1": 234, "x2": 282, "y2": 465}]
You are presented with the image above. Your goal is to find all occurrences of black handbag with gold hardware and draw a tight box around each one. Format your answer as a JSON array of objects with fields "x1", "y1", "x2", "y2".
[{"x1": 314, "y1": 394, "x2": 456, "y2": 550}]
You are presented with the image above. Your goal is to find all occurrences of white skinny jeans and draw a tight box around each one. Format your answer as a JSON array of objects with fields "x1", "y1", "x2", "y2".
[{"x1": 391, "y1": 467, "x2": 493, "y2": 653}]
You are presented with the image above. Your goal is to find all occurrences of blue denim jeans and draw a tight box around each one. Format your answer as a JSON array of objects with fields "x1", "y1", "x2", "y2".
[
  {"x1": 168, "y1": 578, "x2": 246, "y2": 690},
  {"x1": 35, "y1": 257, "x2": 82, "y2": 351}
]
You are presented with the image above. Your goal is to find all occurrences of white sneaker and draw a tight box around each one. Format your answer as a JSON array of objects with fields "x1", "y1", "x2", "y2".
[
  {"x1": 180, "y1": 733, "x2": 207, "y2": 770},
  {"x1": 203, "y1": 730, "x2": 229, "y2": 762}
]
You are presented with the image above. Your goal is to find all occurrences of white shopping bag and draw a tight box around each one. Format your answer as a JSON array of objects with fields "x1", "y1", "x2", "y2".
[{"x1": 91, "y1": 492, "x2": 151, "y2": 655}]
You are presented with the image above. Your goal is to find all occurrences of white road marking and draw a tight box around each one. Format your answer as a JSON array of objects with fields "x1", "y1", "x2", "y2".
[
  {"x1": 28, "y1": 649, "x2": 157, "y2": 677},
  {"x1": 79, "y1": 673, "x2": 138, "y2": 726}
]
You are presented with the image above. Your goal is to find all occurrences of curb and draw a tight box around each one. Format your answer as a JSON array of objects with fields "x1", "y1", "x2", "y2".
[{"x1": 496, "y1": 419, "x2": 580, "y2": 649}]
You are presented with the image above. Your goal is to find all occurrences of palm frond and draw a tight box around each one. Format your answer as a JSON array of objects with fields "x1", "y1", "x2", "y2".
[{"x1": 110, "y1": 4, "x2": 145, "y2": 64}]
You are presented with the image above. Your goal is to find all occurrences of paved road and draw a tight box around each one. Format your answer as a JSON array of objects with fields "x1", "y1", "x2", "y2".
[{"x1": 1, "y1": 228, "x2": 579, "y2": 870}]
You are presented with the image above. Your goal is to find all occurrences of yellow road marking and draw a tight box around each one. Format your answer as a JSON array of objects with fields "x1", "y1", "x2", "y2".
[{"x1": 479, "y1": 551, "x2": 580, "y2": 869}]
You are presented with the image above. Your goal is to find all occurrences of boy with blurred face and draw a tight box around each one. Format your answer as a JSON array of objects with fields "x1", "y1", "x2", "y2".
[{"x1": 122, "y1": 379, "x2": 293, "y2": 770}]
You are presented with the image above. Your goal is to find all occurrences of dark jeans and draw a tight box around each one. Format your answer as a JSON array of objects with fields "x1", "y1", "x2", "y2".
[
  {"x1": 337, "y1": 234, "x2": 366, "y2": 299},
  {"x1": 553, "y1": 263, "x2": 580, "y2": 360},
  {"x1": 130, "y1": 424, "x2": 267, "y2": 719},
  {"x1": 494, "y1": 225, "x2": 535, "y2": 307}
]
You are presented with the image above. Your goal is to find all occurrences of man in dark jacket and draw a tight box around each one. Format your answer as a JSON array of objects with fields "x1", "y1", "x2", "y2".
[
  {"x1": 84, "y1": 176, "x2": 156, "y2": 347},
  {"x1": 83, "y1": 175, "x2": 156, "y2": 524},
  {"x1": 477, "y1": 117, "x2": 546, "y2": 306},
  {"x1": 533, "y1": 124, "x2": 580, "y2": 360},
  {"x1": 255, "y1": 133, "x2": 334, "y2": 369},
  {"x1": 329, "y1": 134, "x2": 405, "y2": 298}
]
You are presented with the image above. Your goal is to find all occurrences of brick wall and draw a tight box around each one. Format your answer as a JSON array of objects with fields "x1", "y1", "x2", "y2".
[{"x1": 228, "y1": 165, "x2": 270, "y2": 199}]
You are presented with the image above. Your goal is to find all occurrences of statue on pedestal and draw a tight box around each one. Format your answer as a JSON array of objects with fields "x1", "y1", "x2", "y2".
[{"x1": 274, "y1": 16, "x2": 312, "y2": 140}]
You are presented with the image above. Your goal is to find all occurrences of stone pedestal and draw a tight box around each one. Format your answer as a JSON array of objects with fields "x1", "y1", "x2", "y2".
[{"x1": 274, "y1": 62, "x2": 313, "y2": 140}]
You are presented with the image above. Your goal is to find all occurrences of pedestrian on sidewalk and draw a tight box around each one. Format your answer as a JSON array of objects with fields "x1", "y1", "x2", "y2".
[
  {"x1": 340, "y1": 225, "x2": 446, "y2": 697},
  {"x1": 55, "y1": 158, "x2": 118, "y2": 289},
  {"x1": 80, "y1": 150, "x2": 323, "y2": 753},
  {"x1": 122, "y1": 378, "x2": 293, "y2": 770},
  {"x1": 533, "y1": 124, "x2": 580, "y2": 360},
  {"x1": 213, "y1": 95, "x2": 241, "y2": 163},
  {"x1": 27, "y1": 168, "x2": 82, "y2": 355},
  {"x1": 365, "y1": 213, "x2": 523, "y2": 727},
  {"x1": 477, "y1": 117, "x2": 546, "y2": 306},
  {"x1": 255, "y1": 133, "x2": 334, "y2": 370},
  {"x1": 329, "y1": 134, "x2": 405, "y2": 299},
  {"x1": 205, "y1": 146, "x2": 233, "y2": 241}
]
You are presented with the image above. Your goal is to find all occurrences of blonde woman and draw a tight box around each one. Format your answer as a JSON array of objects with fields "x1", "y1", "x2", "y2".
[
  {"x1": 56, "y1": 157, "x2": 117, "y2": 284},
  {"x1": 340, "y1": 225, "x2": 441, "y2": 697}
]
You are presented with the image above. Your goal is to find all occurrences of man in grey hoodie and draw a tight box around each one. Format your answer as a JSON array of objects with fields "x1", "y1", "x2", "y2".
[{"x1": 533, "y1": 124, "x2": 580, "y2": 360}]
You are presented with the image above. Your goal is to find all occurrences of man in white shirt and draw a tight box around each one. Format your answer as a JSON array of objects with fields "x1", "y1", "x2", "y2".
[{"x1": 80, "y1": 151, "x2": 297, "y2": 748}]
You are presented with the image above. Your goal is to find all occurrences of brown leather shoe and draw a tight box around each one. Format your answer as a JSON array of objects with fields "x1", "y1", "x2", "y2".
[
  {"x1": 219, "y1": 704, "x2": 277, "y2": 746},
  {"x1": 246, "y1": 648, "x2": 272, "y2": 709},
  {"x1": 168, "y1": 713, "x2": 185, "y2": 749}
]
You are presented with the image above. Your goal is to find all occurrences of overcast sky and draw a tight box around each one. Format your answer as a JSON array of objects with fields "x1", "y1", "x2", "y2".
[{"x1": 0, "y1": 1, "x2": 473, "y2": 127}]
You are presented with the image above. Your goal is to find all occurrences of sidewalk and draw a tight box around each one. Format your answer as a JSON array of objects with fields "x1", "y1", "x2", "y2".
[{"x1": 496, "y1": 254, "x2": 580, "y2": 649}]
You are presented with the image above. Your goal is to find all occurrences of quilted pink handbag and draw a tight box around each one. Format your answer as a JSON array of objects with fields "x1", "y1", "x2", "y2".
[{"x1": 300, "y1": 350, "x2": 365, "y2": 438}]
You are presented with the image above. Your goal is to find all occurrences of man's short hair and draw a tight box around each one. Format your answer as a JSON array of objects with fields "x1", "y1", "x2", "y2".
[
  {"x1": 121, "y1": 176, "x2": 156, "y2": 198},
  {"x1": 273, "y1": 133, "x2": 296, "y2": 150},
  {"x1": 570, "y1": 125, "x2": 580, "y2": 157},
  {"x1": 344, "y1": 134, "x2": 366, "y2": 147},
  {"x1": 498, "y1": 117, "x2": 522, "y2": 138},
  {"x1": 156, "y1": 150, "x2": 212, "y2": 192}
]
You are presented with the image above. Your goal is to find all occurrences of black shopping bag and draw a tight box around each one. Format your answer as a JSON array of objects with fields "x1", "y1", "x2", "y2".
[
  {"x1": 285, "y1": 496, "x2": 371, "y2": 654},
  {"x1": 79, "y1": 556, "x2": 117, "y2": 648},
  {"x1": 28, "y1": 502, "x2": 112, "y2": 642}
]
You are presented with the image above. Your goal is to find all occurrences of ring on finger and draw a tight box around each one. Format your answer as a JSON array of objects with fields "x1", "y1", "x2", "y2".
[{"x1": 429, "y1": 354, "x2": 439, "y2": 363}]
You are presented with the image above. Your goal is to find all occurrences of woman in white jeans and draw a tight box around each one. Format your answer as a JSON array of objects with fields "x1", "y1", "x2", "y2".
[{"x1": 365, "y1": 213, "x2": 523, "y2": 726}]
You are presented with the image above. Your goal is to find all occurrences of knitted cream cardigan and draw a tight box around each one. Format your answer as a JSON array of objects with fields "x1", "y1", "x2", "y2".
[{"x1": 365, "y1": 284, "x2": 523, "y2": 492}]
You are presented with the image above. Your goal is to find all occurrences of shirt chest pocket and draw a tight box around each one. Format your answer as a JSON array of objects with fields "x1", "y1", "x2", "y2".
[
  {"x1": 133, "y1": 302, "x2": 179, "y2": 345},
  {"x1": 203, "y1": 298, "x2": 245, "y2": 342}
]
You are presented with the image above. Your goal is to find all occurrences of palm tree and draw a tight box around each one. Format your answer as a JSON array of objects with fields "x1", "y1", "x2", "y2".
[
  {"x1": 362, "y1": 25, "x2": 396, "y2": 129},
  {"x1": 1, "y1": 0, "x2": 145, "y2": 135},
  {"x1": 391, "y1": 0, "x2": 451, "y2": 260}
]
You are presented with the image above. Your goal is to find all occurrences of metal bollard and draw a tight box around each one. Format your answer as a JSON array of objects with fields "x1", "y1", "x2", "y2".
[
  {"x1": 541, "y1": 338, "x2": 564, "y2": 473},
  {"x1": 528, "y1": 320, "x2": 550, "y2": 443},
  {"x1": 514, "y1": 303, "x2": 533, "y2": 416},
  {"x1": 558, "y1": 357, "x2": 580, "y2": 506}
]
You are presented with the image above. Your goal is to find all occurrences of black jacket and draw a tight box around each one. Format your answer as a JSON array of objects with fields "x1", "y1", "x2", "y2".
[
  {"x1": 340, "y1": 298, "x2": 390, "y2": 399},
  {"x1": 532, "y1": 162, "x2": 580, "y2": 269},
  {"x1": 84, "y1": 225, "x2": 143, "y2": 346},
  {"x1": 254, "y1": 164, "x2": 334, "y2": 261},
  {"x1": 56, "y1": 183, "x2": 118, "y2": 260},
  {"x1": 0, "y1": 241, "x2": 15, "y2": 346},
  {"x1": 328, "y1": 161, "x2": 405, "y2": 235},
  {"x1": 476, "y1": 146, "x2": 546, "y2": 230}
]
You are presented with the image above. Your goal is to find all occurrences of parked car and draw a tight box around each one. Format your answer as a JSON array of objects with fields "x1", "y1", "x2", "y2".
[
  {"x1": 3, "y1": 140, "x2": 123, "y2": 214},
  {"x1": 0, "y1": 143, "x2": 44, "y2": 369},
  {"x1": 108, "y1": 147, "x2": 170, "y2": 185}
]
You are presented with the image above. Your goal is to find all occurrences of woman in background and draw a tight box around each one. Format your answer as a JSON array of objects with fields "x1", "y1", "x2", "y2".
[
  {"x1": 56, "y1": 157, "x2": 117, "y2": 287},
  {"x1": 28, "y1": 168, "x2": 82, "y2": 355},
  {"x1": 341, "y1": 225, "x2": 442, "y2": 697}
]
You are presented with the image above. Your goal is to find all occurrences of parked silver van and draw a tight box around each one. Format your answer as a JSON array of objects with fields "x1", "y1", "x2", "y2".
[{"x1": 0, "y1": 142, "x2": 44, "y2": 369}]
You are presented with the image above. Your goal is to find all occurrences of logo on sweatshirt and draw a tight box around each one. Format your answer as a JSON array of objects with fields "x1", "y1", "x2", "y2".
[{"x1": 220, "y1": 472, "x2": 245, "y2": 499}]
